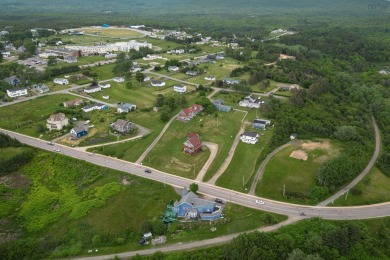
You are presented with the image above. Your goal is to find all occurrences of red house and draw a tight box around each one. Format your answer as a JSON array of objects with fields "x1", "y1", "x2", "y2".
[
  {"x1": 183, "y1": 133, "x2": 202, "y2": 155},
  {"x1": 177, "y1": 104, "x2": 204, "y2": 121}
]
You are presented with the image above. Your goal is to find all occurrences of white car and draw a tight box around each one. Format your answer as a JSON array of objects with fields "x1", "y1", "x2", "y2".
[
  {"x1": 53, "y1": 148, "x2": 61, "y2": 152},
  {"x1": 255, "y1": 200, "x2": 265, "y2": 205}
]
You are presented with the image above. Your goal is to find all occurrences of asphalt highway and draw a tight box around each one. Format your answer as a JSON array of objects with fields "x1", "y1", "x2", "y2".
[{"x1": 2, "y1": 128, "x2": 390, "y2": 221}]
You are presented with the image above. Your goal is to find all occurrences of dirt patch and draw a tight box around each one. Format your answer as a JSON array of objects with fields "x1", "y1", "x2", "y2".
[
  {"x1": 0, "y1": 173, "x2": 29, "y2": 189},
  {"x1": 168, "y1": 158, "x2": 192, "y2": 172},
  {"x1": 301, "y1": 140, "x2": 330, "y2": 151},
  {"x1": 290, "y1": 150, "x2": 308, "y2": 161}
]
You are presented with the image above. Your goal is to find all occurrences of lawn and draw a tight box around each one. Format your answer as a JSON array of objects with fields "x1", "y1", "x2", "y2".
[
  {"x1": 256, "y1": 139, "x2": 340, "y2": 205},
  {"x1": 211, "y1": 91, "x2": 247, "y2": 106},
  {"x1": 0, "y1": 94, "x2": 81, "y2": 140},
  {"x1": 199, "y1": 111, "x2": 245, "y2": 182},
  {"x1": 0, "y1": 147, "x2": 27, "y2": 160},
  {"x1": 143, "y1": 119, "x2": 212, "y2": 179},
  {"x1": 82, "y1": 28, "x2": 143, "y2": 38},
  {"x1": 89, "y1": 111, "x2": 166, "y2": 162},
  {"x1": 333, "y1": 166, "x2": 390, "y2": 206},
  {"x1": 273, "y1": 89, "x2": 293, "y2": 97},
  {"x1": 90, "y1": 63, "x2": 116, "y2": 80},
  {"x1": 216, "y1": 124, "x2": 274, "y2": 192},
  {"x1": 143, "y1": 37, "x2": 182, "y2": 50}
]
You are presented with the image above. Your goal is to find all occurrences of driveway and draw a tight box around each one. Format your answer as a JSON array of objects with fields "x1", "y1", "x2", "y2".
[{"x1": 195, "y1": 141, "x2": 218, "y2": 182}]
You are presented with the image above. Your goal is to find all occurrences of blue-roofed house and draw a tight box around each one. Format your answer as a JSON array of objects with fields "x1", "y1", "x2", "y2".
[
  {"x1": 70, "y1": 126, "x2": 88, "y2": 139},
  {"x1": 102, "y1": 24, "x2": 110, "y2": 28},
  {"x1": 173, "y1": 187, "x2": 223, "y2": 221},
  {"x1": 4, "y1": 76, "x2": 20, "y2": 86},
  {"x1": 212, "y1": 99, "x2": 231, "y2": 112}
]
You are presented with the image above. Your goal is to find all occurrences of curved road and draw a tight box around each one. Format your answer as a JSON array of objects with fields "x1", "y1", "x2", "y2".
[{"x1": 2, "y1": 127, "x2": 388, "y2": 221}]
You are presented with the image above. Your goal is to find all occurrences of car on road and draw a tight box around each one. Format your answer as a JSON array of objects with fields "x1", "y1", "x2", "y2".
[
  {"x1": 144, "y1": 169, "x2": 152, "y2": 173},
  {"x1": 53, "y1": 148, "x2": 61, "y2": 152},
  {"x1": 255, "y1": 200, "x2": 265, "y2": 205},
  {"x1": 47, "y1": 142, "x2": 54, "y2": 145},
  {"x1": 215, "y1": 198, "x2": 225, "y2": 204}
]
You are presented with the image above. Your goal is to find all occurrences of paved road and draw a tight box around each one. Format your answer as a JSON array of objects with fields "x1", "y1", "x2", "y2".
[
  {"x1": 318, "y1": 117, "x2": 381, "y2": 206},
  {"x1": 135, "y1": 112, "x2": 179, "y2": 164},
  {"x1": 74, "y1": 217, "x2": 300, "y2": 260},
  {"x1": 2, "y1": 128, "x2": 389, "y2": 221},
  {"x1": 249, "y1": 142, "x2": 291, "y2": 195},
  {"x1": 196, "y1": 141, "x2": 218, "y2": 182}
]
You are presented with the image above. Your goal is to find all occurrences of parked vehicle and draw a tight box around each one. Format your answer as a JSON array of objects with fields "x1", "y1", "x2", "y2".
[
  {"x1": 144, "y1": 169, "x2": 152, "y2": 173},
  {"x1": 255, "y1": 200, "x2": 265, "y2": 205},
  {"x1": 47, "y1": 142, "x2": 54, "y2": 145},
  {"x1": 53, "y1": 148, "x2": 61, "y2": 152}
]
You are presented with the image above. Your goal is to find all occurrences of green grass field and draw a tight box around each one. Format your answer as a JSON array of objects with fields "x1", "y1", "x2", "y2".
[
  {"x1": 0, "y1": 94, "x2": 81, "y2": 140},
  {"x1": 256, "y1": 140, "x2": 340, "y2": 205},
  {"x1": 82, "y1": 28, "x2": 143, "y2": 38},
  {"x1": 216, "y1": 124, "x2": 274, "y2": 192},
  {"x1": 90, "y1": 63, "x2": 116, "y2": 80},
  {"x1": 143, "y1": 118, "x2": 212, "y2": 179},
  {"x1": 0, "y1": 147, "x2": 27, "y2": 160},
  {"x1": 143, "y1": 37, "x2": 182, "y2": 50},
  {"x1": 333, "y1": 166, "x2": 390, "y2": 206}
]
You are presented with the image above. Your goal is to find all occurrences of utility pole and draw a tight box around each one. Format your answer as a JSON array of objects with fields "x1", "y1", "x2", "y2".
[
  {"x1": 283, "y1": 184, "x2": 286, "y2": 197},
  {"x1": 193, "y1": 164, "x2": 196, "y2": 178},
  {"x1": 345, "y1": 188, "x2": 349, "y2": 201},
  {"x1": 217, "y1": 117, "x2": 219, "y2": 127}
]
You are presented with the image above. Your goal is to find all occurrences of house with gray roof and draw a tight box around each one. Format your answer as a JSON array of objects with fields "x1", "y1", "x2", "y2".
[
  {"x1": 33, "y1": 83, "x2": 49, "y2": 94},
  {"x1": 252, "y1": 119, "x2": 271, "y2": 129},
  {"x1": 239, "y1": 94, "x2": 262, "y2": 108},
  {"x1": 111, "y1": 119, "x2": 135, "y2": 133},
  {"x1": 173, "y1": 187, "x2": 222, "y2": 221},
  {"x1": 70, "y1": 126, "x2": 88, "y2": 139}
]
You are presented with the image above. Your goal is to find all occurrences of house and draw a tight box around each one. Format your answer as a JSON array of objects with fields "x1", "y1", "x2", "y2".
[
  {"x1": 186, "y1": 70, "x2": 197, "y2": 76},
  {"x1": 82, "y1": 104, "x2": 97, "y2": 113},
  {"x1": 63, "y1": 98, "x2": 83, "y2": 107},
  {"x1": 101, "y1": 24, "x2": 110, "y2": 28},
  {"x1": 102, "y1": 95, "x2": 109, "y2": 99},
  {"x1": 252, "y1": 119, "x2": 271, "y2": 129},
  {"x1": 130, "y1": 65, "x2": 142, "y2": 73},
  {"x1": 46, "y1": 113, "x2": 69, "y2": 131},
  {"x1": 204, "y1": 75, "x2": 216, "y2": 81},
  {"x1": 99, "y1": 83, "x2": 111, "y2": 89},
  {"x1": 279, "y1": 84, "x2": 299, "y2": 91},
  {"x1": 113, "y1": 77, "x2": 124, "y2": 83},
  {"x1": 6, "y1": 87, "x2": 28, "y2": 98},
  {"x1": 1, "y1": 52, "x2": 11, "y2": 57},
  {"x1": 173, "y1": 85, "x2": 186, "y2": 93},
  {"x1": 143, "y1": 54, "x2": 162, "y2": 60},
  {"x1": 213, "y1": 99, "x2": 231, "y2": 112},
  {"x1": 173, "y1": 187, "x2": 222, "y2": 221},
  {"x1": 4, "y1": 76, "x2": 20, "y2": 86},
  {"x1": 111, "y1": 119, "x2": 135, "y2": 133},
  {"x1": 239, "y1": 94, "x2": 262, "y2": 108},
  {"x1": 70, "y1": 126, "x2": 88, "y2": 139},
  {"x1": 64, "y1": 55, "x2": 77, "y2": 63},
  {"x1": 53, "y1": 78, "x2": 69, "y2": 85},
  {"x1": 117, "y1": 103, "x2": 137, "y2": 113},
  {"x1": 223, "y1": 78, "x2": 241, "y2": 85},
  {"x1": 216, "y1": 54, "x2": 225, "y2": 60},
  {"x1": 177, "y1": 104, "x2": 203, "y2": 121},
  {"x1": 33, "y1": 83, "x2": 49, "y2": 93},
  {"x1": 183, "y1": 133, "x2": 202, "y2": 155},
  {"x1": 84, "y1": 85, "x2": 101, "y2": 93},
  {"x1": 95, "y1": 103, "x2": 109, "y2": 110},
  {"x1": 168, "y1": 66, "x2": 179, "y2": 72},
  {"x1": 240, "y1": 131, "x2": 259, "y2": 144},
  {"x1": 151, "y1": 80, "x2": 165, "y2": 87},
  {"x1": 143, "y1": 76, "x2": 151, "y2": 82},
  {"x1": 207, "y1": 54, "x2": 216, "y2": 60}
]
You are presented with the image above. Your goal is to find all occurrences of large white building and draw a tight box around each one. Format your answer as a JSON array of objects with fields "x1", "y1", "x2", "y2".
[
  {"x1": 53, "y1": 78, "x2": 69, "y2": 85},
  {"x1": 65, "y1": 40, "x2": 152, "y2": 55},
  {"x1": 240, "y1": 132, "x2": 259, "y2": 144},
  {"x1": 7, "y1": 87, "x2": 28, "y2": 98}
]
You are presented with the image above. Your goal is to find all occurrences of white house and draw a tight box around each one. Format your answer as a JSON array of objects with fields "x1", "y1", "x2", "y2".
[
  {"x1": 223, "y1": 78, "x2": 241, "y2": 85},
  {"x1": 151, "y1": 80, "x2": 165, "y2": 87},
  {"x1": 117, "y1": 103, "x2": 137, "y2": 113},
  {"x1": 53, "y1": 78, "x2": 69, "y2": 85},
  {"x1": 113, "y1": 77, "x2": 124, "y2": 83},
  {"x1": 186, "y1": 70, "x2": 197, "y2": 76},
  {"x1": 39, "y1": 52, "x2": 57, "y2": 59},
  {"x1": 174, "y1": 85, "x2": 186, "y2": 93},
  {"x1": 82, "y1": 104, "x2": 98, "y2": 113},
  {"x1": 204, "y1": 76, "x2": 216, "y2": 81},
  {"x1": 33, "y1": 83, "x2": 49, "y2": 93},
  {"x1": 99, "y1": 83, "x2": 111, "y2": 89},
  {"x1": 46, "y1": 113, "x2": 69, "y2": 131},
  {"x1": 240, "y1": 132, "x2": 259, "y2": 144},
  {"x1": 105, "y1": 53, "x2": 117, "y2": 59},
  {"x1": 6, "y1": 87, "x2": 28, "y2": 98},
  {"x1": 143, "y1": 76, "x2": 151, "y2": 82},
  {"x1": 143, "y1": 54, "x2": 162, "y2": 60},
  {"x1": 239, "y1": 94, "x2": 262, "y2": 108},
  {"x1": 168, "y1": 66, "x2": 179, "y2": 72},
  {"x1": 84, "y1": 85, "x2": 101, "y2": 93}
]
